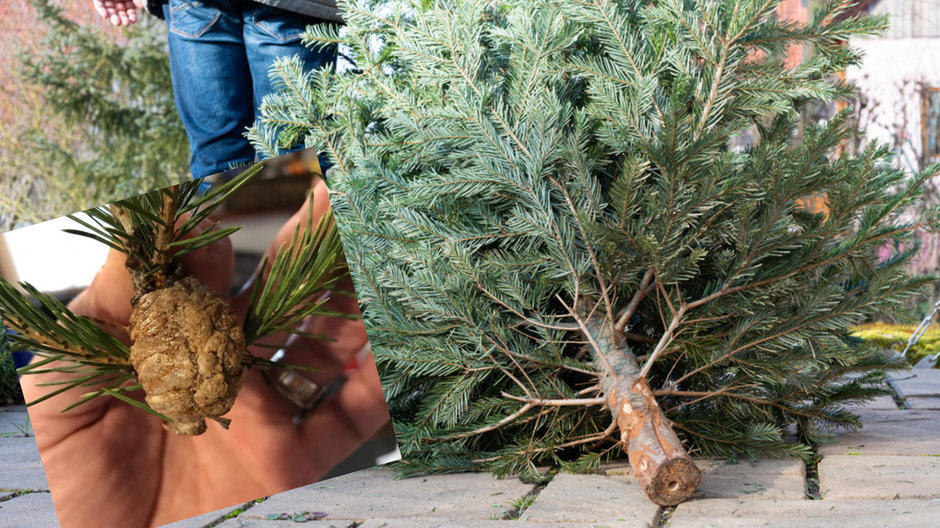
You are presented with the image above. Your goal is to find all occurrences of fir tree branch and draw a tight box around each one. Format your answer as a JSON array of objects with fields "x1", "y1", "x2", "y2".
[
  {"x1": 639, "y1": 304, "x2": 686, "y2": 378},
  {"x1": 471, "y1": 420, "x2": 618, "y2": 462},
  {"x1": 438, "y1": 402, "x2": 534, "y2": 441},
  {"x1": 562, "y1": 296, "x2": 618, "y2": 378},
  {"x1": 684, "y1": 218, "x2": 935, "y2": 313},
  {"x1": 614, "y1": 269, "x2": 654, "y2": 332},
  {"x1": 548, "y1": 175, "x2": 616, "y2": 331},
  {"x1": 667, "y1": 289, "x2": 905, "y2": 391}
]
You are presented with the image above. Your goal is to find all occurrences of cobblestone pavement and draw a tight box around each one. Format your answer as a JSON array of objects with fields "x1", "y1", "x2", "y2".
[{"x1": 3, "y1": 370, "x2": 940, "y2": 528}]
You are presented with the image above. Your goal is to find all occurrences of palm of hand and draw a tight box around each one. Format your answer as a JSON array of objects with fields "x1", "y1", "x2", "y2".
[{"x1": 21, "y1": 186, "x2": 391, "y2": 528}]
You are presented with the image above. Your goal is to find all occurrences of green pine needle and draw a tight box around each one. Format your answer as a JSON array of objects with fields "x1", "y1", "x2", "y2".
[{"x1": 242, "y1": 206, "x2": 349, "y2": 343}]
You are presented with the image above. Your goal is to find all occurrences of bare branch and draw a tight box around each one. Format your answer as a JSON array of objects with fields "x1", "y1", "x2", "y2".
[
  {"x1": 614, "y1": 269, "x2": 654, "y2": 332},
  {"x1": 502, "y1": 392, "x2": 606, "y2": 406},
  {"x1": 557, "y1": 294, "x2": 617, "y2": 377},
  {"x1": 639, "y1": 305, "x2": 686, "y2": 379}
]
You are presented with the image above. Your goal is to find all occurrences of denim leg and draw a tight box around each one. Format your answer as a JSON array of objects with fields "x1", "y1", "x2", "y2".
[
  {"x1": 164, "y1": 0, "x2": 256, "y2": 179},
  {"x1": 242, "y1": 1, "x2": 337, "y2": 166}
]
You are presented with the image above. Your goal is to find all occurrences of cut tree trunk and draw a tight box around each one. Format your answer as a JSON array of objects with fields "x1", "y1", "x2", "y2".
[{"x1": 590, "y1": 319, "x2": 701, "y2": 506}]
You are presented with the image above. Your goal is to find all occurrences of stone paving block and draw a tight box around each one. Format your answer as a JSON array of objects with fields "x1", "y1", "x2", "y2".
[
  {"x1": 904, "y1": 397, "x2": 940, "y2": 411},
  {"x1": 691, "y1": 459, "x2": 804, "y2": 500},
  {"x1": 603, "y1": 458, "x2": 804, "y2": 501},
  {"x1": 217, "y1": 520, "x2": 355, "y2": 528},
  {"x1": 905, "y1": 397, "x2": 940, "y2": 409},
  {"x1": 817, "y1": 409, "x2": 940, "y2": 456},
  {"x1": 157, "y1": 504, "x2": 241, "y2": 528},
  {"x1": 888, "y1": 372, "x2": 940, "y2": 409},
  {"x1": 888, "y1": 370, "x2": 940, "y2": 398},
  {"x1": 0, "y1": 437, "x2": 49, "y2": 490},
  {"x1": 0, "y1": 411, "x2": 32, "y2": 436},
  {"x1": 845, "y1": 394, "x2": 898, "y2": 410},
  {"x1": 359, "y1": 520, "x2": 592, "y2": 528},
  {"x1": 243, "y1": 468, "x2": 533, "y2": 521},
  {"x1": 818, "y1": 455, "x2": 940, "y2": 500},
  {"x1": 669, "y1": 498, "x2": 940, "y2": 528},
  {"x1": 598, "y1": 459, "x2": 633, "y2": 476},
  {"x1": 0, "y1": 492, "x2": 59, "y2": 528},
  {"x1": 521, "y1": 473, "x2": 658, "y2": 526}
]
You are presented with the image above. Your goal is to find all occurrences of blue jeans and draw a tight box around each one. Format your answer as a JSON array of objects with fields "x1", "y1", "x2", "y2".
[{"x1": 163, "y1": 0, "x2": 336, "y2": 178}]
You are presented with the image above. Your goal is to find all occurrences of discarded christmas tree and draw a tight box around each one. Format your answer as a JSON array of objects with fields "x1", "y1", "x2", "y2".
[
  {"x1": 0, "y1": 165, "x2": 348, "y2": 435},
  {"x1": 250, "y1": 0, "x2": 940, "y2": 505}
]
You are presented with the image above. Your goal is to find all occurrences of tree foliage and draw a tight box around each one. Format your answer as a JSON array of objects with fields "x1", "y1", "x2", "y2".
[
  {"x1": 251, "y1": 0, "x2": 940, "y2": 480},
  {"x1": 0, "y1": 322, "x2": 23, "y2": 406}
]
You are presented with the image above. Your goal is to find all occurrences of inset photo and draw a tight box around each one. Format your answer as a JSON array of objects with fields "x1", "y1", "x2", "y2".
[
  {"x1": 0, "y1": 151, "x2": 398, "y2": 528},
  {"x1": 0, "y1": 0, "x2": 340, "y2": 232}
]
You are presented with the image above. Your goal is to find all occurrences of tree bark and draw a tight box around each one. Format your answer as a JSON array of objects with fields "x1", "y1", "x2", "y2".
[{"x1": 589, "y1": 319, "x2": 701, "y2": 506}]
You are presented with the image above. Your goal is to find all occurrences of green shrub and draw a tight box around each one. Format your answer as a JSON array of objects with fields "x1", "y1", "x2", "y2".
[
  {"x1": 852, "y1": 323, "x2": 940, "y2": 366},
  {"x1": 0, "y1": 0, "x2": 188, "y2": 231},
  {"x1": 0, "y1": 328, "x2": 24, "y2": 406}
]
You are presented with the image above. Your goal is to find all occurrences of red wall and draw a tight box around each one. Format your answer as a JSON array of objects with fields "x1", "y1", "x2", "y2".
[{"x1": 776, "y1": 0, "x2": 810, "y2": 68}]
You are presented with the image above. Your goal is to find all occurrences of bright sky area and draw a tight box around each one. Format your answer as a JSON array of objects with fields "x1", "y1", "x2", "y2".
[{"x1": 1, "y1": 214, "x2": 108, "y2": 293}]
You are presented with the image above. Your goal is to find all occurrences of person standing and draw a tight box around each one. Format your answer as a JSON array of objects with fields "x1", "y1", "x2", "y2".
[{"x1": 92, "y1": 0, "x2": 338, "y2": 178}]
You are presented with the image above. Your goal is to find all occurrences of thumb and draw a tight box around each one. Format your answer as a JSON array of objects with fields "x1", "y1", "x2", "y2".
[
  {"x1": 178, "y1": 219, "x2": 235, "y2": 299},
  {"x1": 268, "y1": 176, "x2": 333, "y2": 263},
  {"x1": 231, "y1": 175, "x2": 333, "y2": 314},
  {"x1": 68, "y1": 248, "x2": 134, "y2": 326}
]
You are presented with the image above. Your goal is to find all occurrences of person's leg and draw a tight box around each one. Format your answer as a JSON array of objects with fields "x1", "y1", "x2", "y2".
[
  {"x1": 241, "y1": 1, "x2": 337, "y2": 163},
  {"x1": 163, "y1": 0, "x2": 256, "y2": 178}
]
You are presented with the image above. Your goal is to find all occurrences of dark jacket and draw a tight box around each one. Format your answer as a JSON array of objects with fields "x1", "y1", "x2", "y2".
[
  {"x1": 258, "y1": 0, "x2": 341, "y2": 21},
  {"x1": 147, "y1": 0, "x2": 341, "y2": 22}
]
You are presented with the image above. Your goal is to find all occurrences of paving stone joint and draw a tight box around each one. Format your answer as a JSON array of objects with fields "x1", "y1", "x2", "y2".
[{"x1": 3, "y1": 377, "x2": 940, "y2": 527}]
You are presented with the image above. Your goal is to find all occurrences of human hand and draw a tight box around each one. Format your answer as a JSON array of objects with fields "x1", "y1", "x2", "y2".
[
  {"x1": 92, "y1": 0, "x2": 146, "y2": 27},
  {"x1": 21, "y1": 177, "x2": 391, "y2": 528}
]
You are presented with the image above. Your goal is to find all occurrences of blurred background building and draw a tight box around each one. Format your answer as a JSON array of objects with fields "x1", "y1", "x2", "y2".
[
  {"x1": 845, "y1": 0, "x2": 940, "y2": 175},
  {"x1": 842, "y1": 0, "x2": 940, "y2": 299}
]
